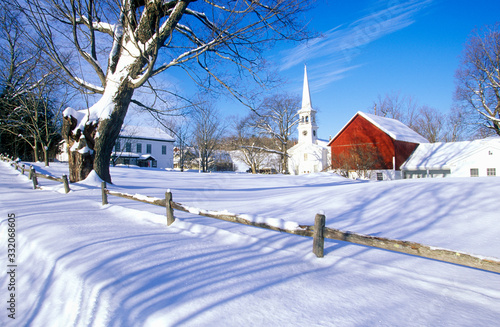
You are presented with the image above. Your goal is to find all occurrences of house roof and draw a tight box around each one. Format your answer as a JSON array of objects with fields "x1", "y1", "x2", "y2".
[
  {"x1": 401, "y1": 136, "x2": 500, "y2": 170},
  {"x1": 120, "y1": 125, "x2": 175, "y2": 142},
  {"x1": 112, "y1": 152, "x2": 140, "y2": 158},
  {"x1": 328, "y1": 111, "x2": 429, "y2": 146}
]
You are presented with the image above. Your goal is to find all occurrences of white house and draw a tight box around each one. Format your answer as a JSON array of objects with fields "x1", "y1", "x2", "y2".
[
  {"x1": 112, "y1": 125, "x2": 175, "y2": 169},
  {"x1": 288, "y1": 65, "x2": 330, "y2": 175},
  {"x1": 401, "y1": 136, "x2": 500, "y2": 178},
  {"x1": 57, "y1": 125, "x2": 175, "y2": 169}
]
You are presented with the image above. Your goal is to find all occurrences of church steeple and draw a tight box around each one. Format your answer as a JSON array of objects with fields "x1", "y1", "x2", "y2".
[
  {"x1": 297, "y1": 65, "x2": 318, "y2": 144},
  {"x1": 302, "y1": 65, "x2": 312, "y2": 111}
]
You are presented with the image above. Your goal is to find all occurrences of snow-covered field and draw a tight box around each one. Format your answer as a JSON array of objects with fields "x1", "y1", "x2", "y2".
[{"x1": 1, "y1": 161, "x2": 499, "y2": 326}]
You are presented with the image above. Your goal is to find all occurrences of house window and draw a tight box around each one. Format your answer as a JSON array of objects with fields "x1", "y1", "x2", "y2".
[
  {"x1": 470, "y1": 168, "x2": 479, "y2": 177},
  {"x1": 487, "y1": 168, "x2": 496, "y2": 176},
  {"x1": 146, "y1": 144, "x2": 152, "y2": 154},
  {"x1": 162, "y1": 145, "x2": 167, "y2": 155},
  {"x1": 125, "y1": 142, "x2": 131, "y2": 152},
  {"x1": 137, "y1": 143, "x2": 142, "y2": 153},
  {"x1": 115, "y1": 140, "x2": 120, "y2": 152},
  {"x1": 377, "y1": 172, "x2": 383, "y2": 181}
]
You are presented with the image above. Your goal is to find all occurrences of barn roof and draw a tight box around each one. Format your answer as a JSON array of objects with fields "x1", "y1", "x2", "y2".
[
  {"x1": 401, "y1": 136, "x2": 500, "y2": 170},
  {"x1": 120, "y1": 125, "x2": 175, "y2": 142},
  {"x1": 328, "y1": 111, "x2": 429, "y2": 145}
]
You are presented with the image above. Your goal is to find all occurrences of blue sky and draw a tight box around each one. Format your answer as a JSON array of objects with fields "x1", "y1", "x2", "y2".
[{"x1": 226, "y1": 0, "x2": 500, "y2": 140}]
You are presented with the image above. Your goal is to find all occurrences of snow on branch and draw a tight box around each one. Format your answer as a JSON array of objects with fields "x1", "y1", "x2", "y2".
[
  {"x1": 76, "y1": 16, "x2": 115, "y2": 36},
  {"x1": 74, "y1": 77, "x2": 104, "y2": 94}
]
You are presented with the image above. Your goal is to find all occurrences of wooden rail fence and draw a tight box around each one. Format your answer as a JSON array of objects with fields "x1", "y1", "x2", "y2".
[
  {"x1": 2, "y1": 154, "x2": 500, "y2": 273},
  {"x1": 2, "y1": 156, "x2": 71, "y2": 193}
]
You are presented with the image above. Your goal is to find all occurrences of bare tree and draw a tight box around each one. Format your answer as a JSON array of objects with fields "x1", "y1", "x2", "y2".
[
  {"x1": 16, "y1": 0, "x2": 313, "y2": 182},
  {"x1": 372, "y1": 93, "x2": 473, "y2": 142},
  {"x1": 442, "y1": 105, "x2": 472, "y2": 142},
  {"x1": 372, "y1": 92, "x2": 419, "y2": 129},
  {"x1": 331, "y1": 144, "x2": 385, "y2": 180},
  {"x1": 253, "y1": 93, "x2": 299, "y2": 173},
  {"x1": 191, "y1": 99, "x2": 225, "y2": 173},
  {"x1": 412, "y1": 105, "x2": 445, "y2": 143},
  {"x1": 230, "y1": 115, "x2": 268, "y2": 174},
  {"x1": 0, "y1": 6, "x2": 64, "y2": 162},
  {"x1": 2, "y1": 84, "x2": 66, "y2": 165},
  {"x1": 157, "y1": 116, "x2": 191, "y2": 171},
  {"x1": 455, "y1": 23, "x2": 500, "y2": 136}
]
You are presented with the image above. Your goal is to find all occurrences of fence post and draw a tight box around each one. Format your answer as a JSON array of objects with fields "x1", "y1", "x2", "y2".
[
  {"x1": 101, "y1": 181, "x2": 108, "y2": 205},
  {"x1": 313, "y1": 212, "x2": 326, "y2": 258},
  {"x1": 31, "y1": 167, "x2": 38, "y2": 189},
  {"x1": 22, "y1": 164, "x2": 25, "y2": 175},
  {"x1": 28, "y1": 166, "x2": 33, "y2": 180},
  {"x1": 62, "y1": 174, "x2": 70, "y2": 194},
  {"x1": 165, "y1": 190, "x2": 175, "y2": 226}
]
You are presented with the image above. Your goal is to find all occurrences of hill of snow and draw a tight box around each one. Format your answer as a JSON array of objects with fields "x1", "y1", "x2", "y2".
[{"x1": 1, "y1": 161, "x2": 499, "y2": 326}]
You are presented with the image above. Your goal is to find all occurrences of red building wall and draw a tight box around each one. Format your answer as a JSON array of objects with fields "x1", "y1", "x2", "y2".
[
  {"x1": 394, "y1": 140, "x2": 419, "y2": 170},
  {"x1": 330, "y1": 115, "x2": 418, "y2": 170}
]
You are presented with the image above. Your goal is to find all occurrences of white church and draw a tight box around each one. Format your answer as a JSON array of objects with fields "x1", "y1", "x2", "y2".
[{"x1": 288, "y1": 66, "x2": 330, "y2": 175}]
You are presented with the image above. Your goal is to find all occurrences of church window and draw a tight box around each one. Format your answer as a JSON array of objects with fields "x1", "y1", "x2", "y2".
[
  {"x1": 313, "y1": 130, "x2": 316, "y2": 136},
  {"x1": 304, "y1": 153, "x2": 308, "y2": 161},
  {"x1": 305, "y1": 116, "x2": 309, "y2": 123}
]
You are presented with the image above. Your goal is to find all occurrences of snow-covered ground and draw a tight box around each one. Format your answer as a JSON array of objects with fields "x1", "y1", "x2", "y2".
[{"x1": 1, "y1": 161, "x2": 499, "y2": 326}]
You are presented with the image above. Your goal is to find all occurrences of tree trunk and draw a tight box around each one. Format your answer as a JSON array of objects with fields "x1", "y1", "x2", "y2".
[
  {"x1": 34, "y1": 141, "x2": 39, "y2": 162},
  {"x1": 94, "y1": 87, "x2": 134, "y2": 183},
  {"x1": 62, "y1": 84, "x2": 134, "y2": 183},
  {"x1": 62, "y1": 116, "x2": 95, "y2": 183},
  {"x1": 42, "y1": 146, "x2": 49, "y2": 167}
]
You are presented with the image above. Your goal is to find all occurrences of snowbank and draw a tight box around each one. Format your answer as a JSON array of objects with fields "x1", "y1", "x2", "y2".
[{"x1": 1, "y1": 161, "x2": 499, "y2": 326}]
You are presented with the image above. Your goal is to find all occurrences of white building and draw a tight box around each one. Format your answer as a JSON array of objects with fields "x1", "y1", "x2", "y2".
[
  {"x1": 113, "y1": 125, "x2": 175, "y2": 169},
  {"x1": 287, "y1": 66, "x2": 330, "y2": 175},
  {"x1": 401, "y1": 136, "x2": 500, "y2": 178}
]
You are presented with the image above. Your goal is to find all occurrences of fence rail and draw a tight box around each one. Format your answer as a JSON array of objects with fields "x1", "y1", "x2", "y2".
[
  {"x1": 100, "y1": 184, "x2": 500, "y2": 273},
  {"x1": 2, "y1": 154, "x2": 500, "y2": 274},
  {"x1": 1, "y1": 155, "x2": 70, "y2": 193}
]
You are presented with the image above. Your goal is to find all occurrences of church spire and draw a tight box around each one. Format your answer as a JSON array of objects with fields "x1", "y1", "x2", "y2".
[
  {"x1": 297, "y1": 64, "x2": 318, "y2": 145},
  {"x1": 302, "y1": 64, "x2": 312, "y2": 110}
]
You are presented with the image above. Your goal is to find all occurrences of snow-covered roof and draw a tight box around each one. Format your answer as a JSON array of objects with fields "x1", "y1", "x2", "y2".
[
  {"x1": 316, "y1": 138, "x2": 330, "y2": 148},
  {"x1": 120, "y1": 125, "x2": 175, "y2": 142},
  {"x1": 401, "y1": 136, "x2": 500, "y2": 170},
  {"x1": 360, "y1": 112, "x2": 429, "y2": 143},
  {"x1": 112, "y1": 152, "x2": 140, "y2": 158},
  {"x1": 140, "y1": 154, "x2": 156, "y2": 160},
  {"x1": 328, "y1": 111, "x2": 429, "y2": 145}
]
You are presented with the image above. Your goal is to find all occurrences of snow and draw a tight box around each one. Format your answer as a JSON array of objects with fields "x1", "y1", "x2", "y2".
[
  {"x1": 361, "y1": 112, "x2": 429, "y2": 143},
  {"x1": 1, "y1": 161, "x2": 500, "y2": 326},
  {"x1": 330, "y1": 111, "x2": 429, "y2": 144},
  {"x1": 402, "y1": 137, "x2": 500, "y2": 170},
  {"x1": 80, "y1": 170, "x2": 104, "y2": 186},
  {"x1": 120, "y1": 125, "x2": 175, "y2": 142}
]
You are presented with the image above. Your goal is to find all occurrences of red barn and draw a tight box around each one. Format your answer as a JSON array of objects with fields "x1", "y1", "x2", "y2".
[{"x1": 327, "y1": 112, "x2": 428, "y2": 179}]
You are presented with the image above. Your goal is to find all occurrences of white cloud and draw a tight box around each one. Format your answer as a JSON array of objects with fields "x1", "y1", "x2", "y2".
[{"x1": 278, "y1": 0, "x2": 433, "y2": 86}]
